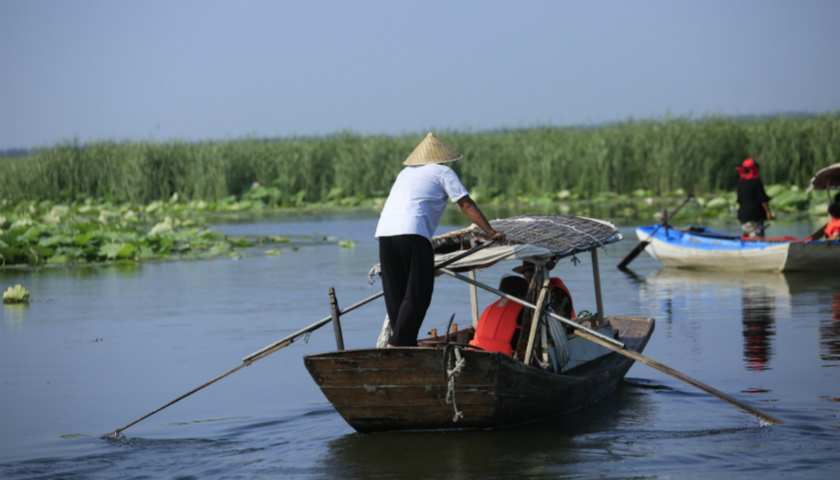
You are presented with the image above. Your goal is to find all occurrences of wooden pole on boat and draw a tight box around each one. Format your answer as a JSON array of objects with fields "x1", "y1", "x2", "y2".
[
  {"x1": 468, "y1": 270, "x2": 480, "y2": 327},
  {"x1": 617, "y1": 195, "x2": 693, "y2": 270},
  {"x1": 328, "y1": 287, "x2": 345, "y2": 351},
  {"x1": 591, "y1": 249, "x2": 605, "y2": 325},
  {"x1": 439, "y1": 268, "x2": 785, "y2": 425},
  {"x1": 108, "y1": 240, "x2": 497, "y2": 437},
  {"x1": 523, "y1": 279, "x2": 552, "y2": 363}
]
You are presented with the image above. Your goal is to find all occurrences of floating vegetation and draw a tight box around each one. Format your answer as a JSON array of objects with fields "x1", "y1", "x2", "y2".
[
  {"x1": 3, "y1": 284, "x2": 30, "y2": 304},
  {"x1": 0, "y1": 196, "x2": 291, "y2": 269},
  {"x1": 0, "y1": 180, "x2": 829, "y2": 270}
]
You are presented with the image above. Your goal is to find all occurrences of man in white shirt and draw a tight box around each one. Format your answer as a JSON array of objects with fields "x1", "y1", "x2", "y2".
[{"x1": 375, "y1": 133, "x2": 505, "y2": 346}]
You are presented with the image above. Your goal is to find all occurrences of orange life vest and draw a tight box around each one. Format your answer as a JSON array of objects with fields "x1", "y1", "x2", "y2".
[
  {"x1": 549, "y1": 277, "x2": 575, "y2": 318},
  {"x1": 469, "y1": 298, "x2": 524, "y2": 356},
  {"x1": 825, "y1": 218, "x2": 840, "y2": 239}
]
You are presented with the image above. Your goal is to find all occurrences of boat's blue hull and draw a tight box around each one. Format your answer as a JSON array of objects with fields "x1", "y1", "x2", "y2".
[{"x1": 636, "y1": 225, "x2": 840, "y2": 271}]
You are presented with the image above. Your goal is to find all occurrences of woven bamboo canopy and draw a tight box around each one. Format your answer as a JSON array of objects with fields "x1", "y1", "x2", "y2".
[
  {"x1": 807, "y1": 163, "x2": 840, "y2": 192},
  {"x1": 432, "y1": 214, "x2": 622, "y2": 260}
]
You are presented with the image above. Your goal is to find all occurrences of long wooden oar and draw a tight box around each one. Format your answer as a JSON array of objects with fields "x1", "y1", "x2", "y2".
[
  {"x1": 108, "y1": 240, "x2": 496, "y2": 437},
  {"x1": 617, "y1": 195, "x2": 693, "y2": 270},
  {"x1": 439, "y1": 268, "x2": 785, "y2": 425}
]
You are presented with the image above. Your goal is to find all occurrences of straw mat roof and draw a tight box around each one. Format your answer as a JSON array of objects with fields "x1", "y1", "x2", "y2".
[
  {"x1": 433, "y1": 214, "x2": 622, "y2": 259},
  {"x1": 807, "y1": 163, "x2": 840, "y2": 191}
]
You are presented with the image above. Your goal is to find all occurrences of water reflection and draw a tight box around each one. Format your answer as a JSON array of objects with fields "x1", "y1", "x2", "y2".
[
  {"x1": 780, "y1": 271, "x2": 840, "y2": 369},
  {"x1": 741, "y1": 286, "x2": 776, "y2": 372},
  {"x1": 3, "y1": 304, "x2": 27, "y2": 326},
  {"x1": 818, "y1": 290, "x2": 840, "y2": 364},
  {"x1": 315, "y1": 383, "x2": 657, "y2": 479},
  {"x1": 639, "y1": 268, "x2": 788, "y2": 372}
]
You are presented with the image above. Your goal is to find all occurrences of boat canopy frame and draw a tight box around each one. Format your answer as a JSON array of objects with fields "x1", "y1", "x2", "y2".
[{"x1": 429, "y1": 214, "x2": 622, "y2": 329}]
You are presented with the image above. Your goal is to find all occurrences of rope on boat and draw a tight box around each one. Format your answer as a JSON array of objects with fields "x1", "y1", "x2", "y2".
[{"x1": 445, "y1": 346, "x2": 466, "y2": 422}]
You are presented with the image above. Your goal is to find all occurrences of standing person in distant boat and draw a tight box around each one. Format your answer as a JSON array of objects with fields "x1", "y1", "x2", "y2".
[
  {"x1": 375, "y1": 133, "x2": 505, "y2": 347},
  {"x1": 735, "y1": 158, "x2": 774, "y2": 238}
]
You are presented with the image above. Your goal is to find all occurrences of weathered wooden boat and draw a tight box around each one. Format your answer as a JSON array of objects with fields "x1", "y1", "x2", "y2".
[
  {"x1": 304, "y1": 214, "x2": 656, "y2": 432},
  {"x1": 635, "y1": 224, "x2": 840, "y2": 272}
]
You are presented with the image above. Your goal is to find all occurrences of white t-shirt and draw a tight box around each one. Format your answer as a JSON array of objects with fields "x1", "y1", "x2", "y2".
[{"x1": 374, "y1": 164, "x2": 469, "y2": 242}]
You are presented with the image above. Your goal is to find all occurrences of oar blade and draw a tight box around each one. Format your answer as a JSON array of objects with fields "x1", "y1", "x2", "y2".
[{"x1": 617, "y1": 240, "x2": 650, "y2": 270}]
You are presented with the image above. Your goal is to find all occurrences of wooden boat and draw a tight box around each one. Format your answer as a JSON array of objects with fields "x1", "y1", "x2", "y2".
[
  {"x1": 635, "y1": 224, "x2": 840, "y2": 272},
  {"x1": 304, "y1": 214, "x2": 656, "y2": 432}
]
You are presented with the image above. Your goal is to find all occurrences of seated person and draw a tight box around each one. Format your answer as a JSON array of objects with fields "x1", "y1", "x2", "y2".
[
  {"x1": 469, "y1": 275, "x2": 529, "y2": 356},
  {"x1": 808, "y1": 193, "x2": 840, "y2": 240},
  {"x1": 826, "y1": 203, "x2": 840, "y2": 241},
  {"x1": 513, "y1": 261, "x2": 575, "y2": 319}
]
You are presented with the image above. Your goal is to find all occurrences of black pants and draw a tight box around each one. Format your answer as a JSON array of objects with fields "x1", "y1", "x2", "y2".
[{"x1": 379, "y1": 235, "x2": 435, "y2": 346}]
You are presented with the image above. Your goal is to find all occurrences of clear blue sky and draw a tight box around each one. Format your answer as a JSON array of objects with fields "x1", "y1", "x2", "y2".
[{"x1": 1, "y1": 0, "x2": 839, "y2": 150}]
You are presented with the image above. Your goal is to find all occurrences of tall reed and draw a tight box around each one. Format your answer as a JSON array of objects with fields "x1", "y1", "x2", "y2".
[{"x1": 1, "y1": 113, "x2": 837, "y2": 205}]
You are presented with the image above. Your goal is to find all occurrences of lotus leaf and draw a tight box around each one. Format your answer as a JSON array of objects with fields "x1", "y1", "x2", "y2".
[
  {"x1": 209, "y1": 243, "x2": 232, "y2": 255},
  {"x1": 705, "y1": 197, "x2": 729, "y2": 209}
]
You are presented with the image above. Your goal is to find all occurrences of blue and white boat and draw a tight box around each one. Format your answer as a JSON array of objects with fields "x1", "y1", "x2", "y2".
[{"x1": 635, "y1": 225, "x2": 840, "y2": 272}]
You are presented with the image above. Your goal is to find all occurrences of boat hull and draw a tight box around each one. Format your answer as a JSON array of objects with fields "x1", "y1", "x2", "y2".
[
  {"x1": 636, "y1": 226, "x2": 840, "y2": 272},
  {"x1": 303, "y1": 315, "x2": 654, "y2": 432}
]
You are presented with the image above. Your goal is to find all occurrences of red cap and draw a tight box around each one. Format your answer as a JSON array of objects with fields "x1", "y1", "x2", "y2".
[{"x1": 741, "y1": 158, "x2": 759, "y2": 169}]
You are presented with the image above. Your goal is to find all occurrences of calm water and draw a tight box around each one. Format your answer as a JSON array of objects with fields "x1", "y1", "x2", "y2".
[{"x1": 1, "y1": 212, "x2": 838, "y2": 479}]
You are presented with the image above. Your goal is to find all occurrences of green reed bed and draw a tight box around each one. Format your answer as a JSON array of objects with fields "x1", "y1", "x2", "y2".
[{"x1": 1, "y1": 113, "x2": 837, "y2": 207}]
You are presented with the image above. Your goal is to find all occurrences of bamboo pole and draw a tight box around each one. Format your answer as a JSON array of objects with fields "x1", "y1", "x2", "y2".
[{"x1": 523, "y1": 278, "x2": 551, "y2": 364}]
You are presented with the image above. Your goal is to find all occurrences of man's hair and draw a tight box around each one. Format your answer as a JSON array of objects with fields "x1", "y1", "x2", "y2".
[
  {"x1": 498, "y1": 275, "x2": 529, "y2": 299},
  {"x1": 829, "y1": 202, "x2": 840, "y2": 219}
]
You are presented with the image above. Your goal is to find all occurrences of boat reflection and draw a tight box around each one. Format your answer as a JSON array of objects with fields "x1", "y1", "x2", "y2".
[
  {"x1": 315, "y1": 382, "x2": 657, "y2": 478},
  {"x1": 741, "y1": 285, "x2": 775, "y2": 372},
  {"x1": 783, "y1": 271, "x2": 840, "y2": 367},
  {"x1": 639, "y1": 268, "x2": 788, "y2": 372},
  {"x1": 819, "y1": 290, "x2": 840, "y2": 364}
]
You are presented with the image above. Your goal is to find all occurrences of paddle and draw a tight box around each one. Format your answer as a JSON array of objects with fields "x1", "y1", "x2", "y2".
[
  {"x1": 617, "y1": 195, "x2": 693, "y2": 270},
  {"x1": 108, "y1": 240, "x2": 496, "y2": 437},
  {"x1": 439, "y1": 268, "x2": 785, "y2": 425}
]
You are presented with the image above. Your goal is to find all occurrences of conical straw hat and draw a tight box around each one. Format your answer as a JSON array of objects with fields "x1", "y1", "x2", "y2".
[{"x1": 403, "y1": 133, "x2": 464, "y2": 165}]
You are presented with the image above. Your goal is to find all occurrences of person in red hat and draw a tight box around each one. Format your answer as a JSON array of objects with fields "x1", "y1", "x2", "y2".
[{"x1": 735, "y1": 158, "x2": 774, "y2": 238}]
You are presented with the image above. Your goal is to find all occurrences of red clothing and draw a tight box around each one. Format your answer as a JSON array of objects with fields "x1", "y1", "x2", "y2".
[
  {"x1": 470, "y1": 298, "x2": 524, "y2": 356},
  {"x1": 735, "y1": 158, "x2": 761, "y2": 180},
  {"x1": 549, "y1": 277, "x2": 575, "y2": 319},
  {"x1": 471, "y1": 277, "x2": 576, "y2": 355},
  {"x1": 825, "y1": 218, "x2": 840, "y2": 240}
]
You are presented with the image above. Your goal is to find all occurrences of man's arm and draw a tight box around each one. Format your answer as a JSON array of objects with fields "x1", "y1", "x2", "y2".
[{"x1": 457, "y1": 196, "x2": 506, "y2": 241}]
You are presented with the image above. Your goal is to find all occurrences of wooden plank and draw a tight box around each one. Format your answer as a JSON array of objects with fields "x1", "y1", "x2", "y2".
[{"x1": 321, "y1": 387, "x2": 497, "y2": 407}]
